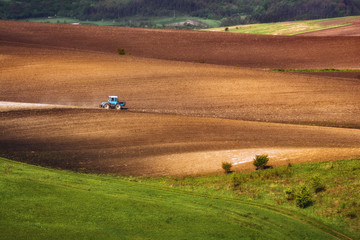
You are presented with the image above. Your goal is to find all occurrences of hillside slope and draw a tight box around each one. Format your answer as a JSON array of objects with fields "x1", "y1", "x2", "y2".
[
  {"x1": 1, "y1": 34, "x2": 360, "y2": 175},
  {"x1": 1, "y1": 20, "x2": 359, "y2": 69},
  {"x1": 1, "y1": 21, "x2": 360, "y2": 174},
  {"x1": 2, "y1": 158, "x2": 354, "y2": 239}
]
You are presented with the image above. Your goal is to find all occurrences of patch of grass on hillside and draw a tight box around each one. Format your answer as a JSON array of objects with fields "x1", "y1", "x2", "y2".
[
  {"x1": 144, "y1": 159, "x2": 360, "y2": 238},
  {"x1": 0, "y1": 157, "x2": 354, "y2": 239},
  {"x1": 206, "y1": 16, "x2": 354, "y2": 35},
  {"x1": 22, "y1": 17, "x2": 123, "y2": 26},
  {"x1": 230, "y1": 22, "x2": 347, "y2": 35}
]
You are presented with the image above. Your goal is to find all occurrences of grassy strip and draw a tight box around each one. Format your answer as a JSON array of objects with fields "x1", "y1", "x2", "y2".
[
  {"x1": 0, "y1": 157, "x2": 354, "y2": 239},
  {"x1": 227, "y1": 23, "x2": 348, "y2": 35},
  {"x1": 270, "y1": 68, "x2": 360, "y2": 72},
  {"x1": 21, "y1": 17, "x2": 121, "y2": 26},
  {"x1": 206, "y1": 16, "x2": 356, "y2": 35},
  {"x1": 229, "y1": 22, "x2": 348, "y2": 36}
]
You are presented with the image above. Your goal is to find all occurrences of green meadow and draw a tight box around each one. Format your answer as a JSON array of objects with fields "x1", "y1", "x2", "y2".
[
  {"x1": 1, "y1": 157, "x2": 359, "y2": 239},
  {"x1": 21, "y1": 17, "x2": 125, "y2": 26}
]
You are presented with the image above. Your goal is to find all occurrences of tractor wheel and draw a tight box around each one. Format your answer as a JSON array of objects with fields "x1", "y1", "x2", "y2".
[
  {"x1": 104, "y1": 104, "x2": 110, "y2": 110},
  {"x1": 116, "y1": 104, "x2": 122, "y2": 110}
]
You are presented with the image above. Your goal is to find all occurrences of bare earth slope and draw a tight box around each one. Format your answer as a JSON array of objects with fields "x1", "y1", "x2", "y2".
[
  {"x1": 1, "y1": 21, "x2": 360, "y2": 175},
  {"x1": 1, "y1": 109, "x2": 360, "y2": 176},
  {"x1": 0, "y1": 20, "x2": 359, "y2": 69},
  {"x1": 1, "y1": 42, "x2": 360, "y2": 128}
]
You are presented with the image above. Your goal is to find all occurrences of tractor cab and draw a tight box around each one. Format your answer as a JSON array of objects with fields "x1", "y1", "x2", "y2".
[{"x1": 109, "y1": 96, "x2": 118, "y2": 105}]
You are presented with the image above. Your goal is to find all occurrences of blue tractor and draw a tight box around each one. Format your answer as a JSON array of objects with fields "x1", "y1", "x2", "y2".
[{"x1": 100, "y1": 96, "x2": 126, "y2": 110}]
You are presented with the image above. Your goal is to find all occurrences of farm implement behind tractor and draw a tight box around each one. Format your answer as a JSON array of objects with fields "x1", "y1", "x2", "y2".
[{"x1": 100, "y1": 96, "x2": 126, "y2": 110}]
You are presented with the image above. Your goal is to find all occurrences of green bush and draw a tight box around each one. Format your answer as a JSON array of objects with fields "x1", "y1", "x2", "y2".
[
  {"x1": 295, "y1": 185, "x2": 313, "y2": 208},
  {"x1": 310, "y1": 175, "x2": 326, "y2": 193},
  {"x1": 222, "y1": 162, "x2": 233, "y2": 174},
  {"x1": 117, "y1": 48, "x2": 126, "y2": 55},
  {"x1": 346, "y1": 212, "x2": 357, "y2": 219},
  {"x1": 253, "y1": 154, "x2": 269, "y2": 170},
  {"x1": 285, "y1": 188, "x2": 295, "y2": 200},
  {"x1": 232, "y1": 174, "x2": 246, "y2": 190}
]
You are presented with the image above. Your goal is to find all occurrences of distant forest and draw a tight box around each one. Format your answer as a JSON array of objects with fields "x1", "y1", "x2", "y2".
[{"x1": 1, "y1": 0, "x2": 360, "y2": 26}]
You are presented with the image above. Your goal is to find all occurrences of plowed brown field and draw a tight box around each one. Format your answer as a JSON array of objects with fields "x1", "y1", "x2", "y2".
[
  {"x1": 1, "y1": 21, "x2": 360, "y2": 176},
  {"x1": 1, "y1": 20, "x2": 359, "y2": 69},
  {"x1": 2, "y1": 109, "x2": 360, "y2": 176}
]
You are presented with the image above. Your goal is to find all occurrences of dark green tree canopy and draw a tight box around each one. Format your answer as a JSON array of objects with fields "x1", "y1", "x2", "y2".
[{"x1": 1, "y1": 0, "x2": 359, "y2": 25}]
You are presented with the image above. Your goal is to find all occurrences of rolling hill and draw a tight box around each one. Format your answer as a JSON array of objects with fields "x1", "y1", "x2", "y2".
[
  {"x1": 1, "y1": 21, "x2": 360, "y2": 176},
  {"x1": 1, "y1": 18, "x2": 360, "y2": 240}
]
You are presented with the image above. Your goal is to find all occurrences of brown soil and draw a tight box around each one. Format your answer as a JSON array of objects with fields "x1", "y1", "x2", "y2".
[
  {"x1": 296, "y1": 71, "x2": 360, "y2": 80},
  {"x1": 0, "y1": 20, "x2": 359, "y2": 69},
  {"x1": 1, "y1": 21, "x2": 360, "y2": 176},
  {"x1": 1, "y1": 109, "x2": 360, "y2": 176},
  {"x1": 1, "y1": 42, "x2": 360, "y2": 128}
]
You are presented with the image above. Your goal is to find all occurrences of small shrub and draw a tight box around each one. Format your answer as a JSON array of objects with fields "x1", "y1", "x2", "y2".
[
  {"x1": 285, "y1": 188, "x2": 295, "y2": 200},
  {"x1": 295, "y1": 185, "x2": 313, "y2": 208},
  {"x1": 232, "y1": 174, "x2": 246, "y2": 190},
  {"x1": 271, "y1": 68, "x2": 285, "y2": 72},
  {"x1": 225, "y1": 27, "x2": 229, "y2": 31},
  {"x1": 253, "y1": 154, "x2": 269, "y2": 170},
  {"x1": 117, "y1": 48, "x2": 126, "y2": 55},
  {"x1": 311, "y1": 175, "x2": 326, "y2": 193},
  {"x1": 222, "y1": 162, "x2": 233, "y2": 174},
  {"x1": 346, "y1": 212, "x2": 357, "y2": 219}
]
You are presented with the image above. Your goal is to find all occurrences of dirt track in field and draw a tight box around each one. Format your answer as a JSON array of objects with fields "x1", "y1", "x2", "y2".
[{"x1": 1, "y1": 21, "x2": 360, "y2": 175}]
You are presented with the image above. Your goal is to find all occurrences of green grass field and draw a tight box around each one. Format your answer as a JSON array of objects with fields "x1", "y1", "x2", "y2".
[
  {"x1": 22, "y1": 17, "x2": 123, "y2": 26},
  {"x1": 206, "y1": 16, "x2": 355, "y2": 35},
  {"x1": 1, "y1": 157, "x2": 359, "y2": 239}
]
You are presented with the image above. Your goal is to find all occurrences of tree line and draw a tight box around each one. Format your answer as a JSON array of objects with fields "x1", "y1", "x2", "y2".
[{"x1": 1, "y1": 0, "x2": 359, "y2": 26}]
